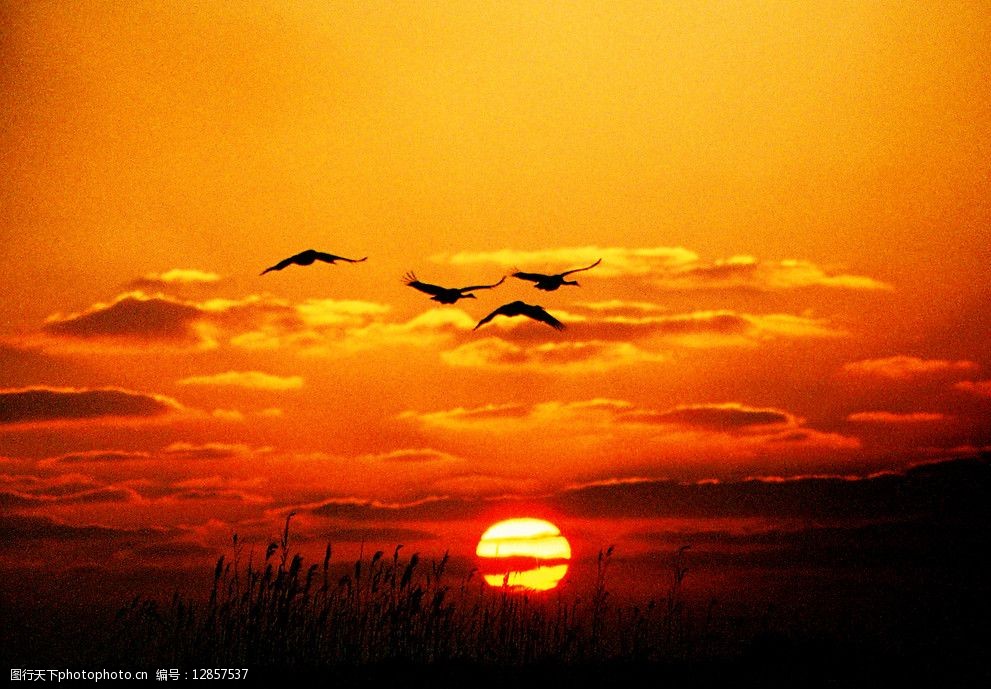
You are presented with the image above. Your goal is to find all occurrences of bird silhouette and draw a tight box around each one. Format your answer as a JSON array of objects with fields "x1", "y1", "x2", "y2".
[
  {"x1": 261, "y1": 250, "x2": 367, "y2": 275},
  {"x1": 473, "y1": 301, "x2": 565, "y2": 331},
  {"x1": 511, "y1": 258, "x2": 601, "y2": 291},
  {"x1": 403, "y1": 272, "x2": 505, "y2": 304}
]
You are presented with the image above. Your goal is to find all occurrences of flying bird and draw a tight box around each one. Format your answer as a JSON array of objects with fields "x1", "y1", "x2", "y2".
[
  {"x1": 473, "y1": 301, "x2": 565, "y2": 331},
  {"x1": 403, "y1": 272, "x2": 505, "y2": 304},
  {"x1": 511, "y1": 258, "x2": 601, "y2": 291},
  {"x1": 261, "y1": 250, "x2": 367, "y2": 275}
]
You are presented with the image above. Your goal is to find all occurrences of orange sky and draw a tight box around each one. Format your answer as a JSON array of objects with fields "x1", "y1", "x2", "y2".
[{"x1": 2, "y1": 1, "x2": 990, "y2": 578}]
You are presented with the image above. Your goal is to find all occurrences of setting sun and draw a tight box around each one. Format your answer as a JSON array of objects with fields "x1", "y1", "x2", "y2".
[{"x1": 476, "y1": 518, "x2": 572, "y2": 591}]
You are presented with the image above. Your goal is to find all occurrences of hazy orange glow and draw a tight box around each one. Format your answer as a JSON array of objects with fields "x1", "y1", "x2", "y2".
[
  {"x1": 477, "y1": 518, "x2": 571, "y2": 591},
  {"x1": 0, "y1": 1, "x2": 988, "y2": 617}
]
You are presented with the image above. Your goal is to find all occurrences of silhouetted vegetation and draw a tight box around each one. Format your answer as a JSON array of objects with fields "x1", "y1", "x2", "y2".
[{"x1": 110, "y1": 515, "x2": 696, "y2": 669}]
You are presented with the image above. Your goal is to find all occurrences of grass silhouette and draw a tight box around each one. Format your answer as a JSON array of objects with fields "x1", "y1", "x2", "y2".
[{"x1": 111, "y1": 514, "x2": 694, "y2": 669}]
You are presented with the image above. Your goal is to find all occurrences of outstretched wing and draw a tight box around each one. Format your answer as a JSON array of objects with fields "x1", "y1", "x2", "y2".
[
  {"x1": 473, "y1": 303, "x2": 512, "y2": 331},
  {"x1": 524, "y1": 304, "x2": 566, "y2": 330},
  {"x1": 561, "y1": 258, "x2": 601, "y2": 277},
  {"x1": 403, "y1": 272, "x2": 447, "y2": 296},
  {"x1": 511, "y1": 269, "x2": 548, "y2": 283},
  {"x1": 459, "y1": 275, "x2": 506, "y2": 292},
  {"x1": 260, "y1": 253, "x2": 305, "y2": 275},
  {"x1": 314, "y1": 252, "x2": 367, "y2": 264}
]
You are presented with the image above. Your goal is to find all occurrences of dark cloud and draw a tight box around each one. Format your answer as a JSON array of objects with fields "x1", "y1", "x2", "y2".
[
  {"x1": 0, "y1": 386, "x2": 180, "y2": 425},
  {"x1": 160, "y1": 442, "x2": 264, "y2": 461},
  {"x1": 44, "y1": 295, "x2": 203, "y2": 340},
  {"x1": 169, "y1": 488, "x2": 264, "y2": 502},
  {"x1": 43, "y1": 450, "x2": 152, "y2": 465},
  {"x1": 299, "y1": 457, "x2": 989, "y2": 525},
  {"x1": 0, "y1": 486, "x2": 133, "y2": 507},
  {"x1": 0, "y1": 514, "x2": 162, "y2": 544},
  {"x1": 618, "y1": 404, "x2": 794, "y2": 429},
  {"x1": 625, "y1": 518, "x2": 990, "y2": 572},
  {"x1": 553, "y1": 457, "x2": 990, "y2": 520},
  {"x1": 309, "y1": 496, "x2": 487, "y2": 522}
]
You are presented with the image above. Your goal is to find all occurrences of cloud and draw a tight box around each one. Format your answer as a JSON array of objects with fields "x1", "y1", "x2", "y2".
[
  {"x1": 842, "y1": 356, "x2": 979, "y2": 380},
  {"x1": 401, "y1": 398, "x2": 860, "y2": 471},
  {"x1": 437, "y1": 246, "x2": 699, "y2": 277},
  {"x1": 619, "y1": 403, "x2": 797, "y2": 430},
  {"x1": 39, "y1": 291, "x2": 396, "y2": 354},
  {"x1": 847, "y1": 411, "x2": 949, "y2": 423},
  {"x1": 405, "y1": 399, "x2": 796, "y2": 435},
  {"x1": 160, "y1": 442, "x2": 270, "y2": 461},
  {"x1": 571, "y1": 300, "x2": 668, "y2": 314},
  {"x1": 434, "y1": 245, "x2": 889, "y2": 291},
  {"x1": 129, "y1": 268, "x2": 222, "y2": 288},
  {"x1": 361, "y1": 448, "x2": 461, "y2": 463},
  {"x1": 626, "y1": 518, "x2": 989, "y2": 573},
  {"x1": 167, "y1": 488, "x2": 269, "y2": 503},
  {"x1": 0, "y1": 485, "x2": 136, "y2": 507},
  {"x1": 0, "y1": 386, "x2": 182, "y2": 426},
  {"x1": 40, "y1": 450, "x2": 152, "y2": 466},
  {"x1": 295, "y1": 299, "x2": 391, "y2": 326},
  {"x1": 442, "y1": 338, "x2": 666, "y2": 372},
  {"x1": 309, "y1": 495, "x2": 486, "y2": 522},
  {"x1": 402, "y1": 402, "x2": 533, "y2": 427},
  {"x1": 487, "y1": 310, "x2": 841, "y2": 344},
  {"x1": 0, "y1": 514, "x2": 164, "y2": 544},
  {"x1": 954, "y1": 380, "x2": 991, "y2": 398},
  {"x1": 440, "y1": 309, "x2": 840, "y2": 372},
  {"x1": 301, "y1": 457, "x2": 989, "y2": 523},
  {"x1": 553, "y1": 457, "x2": 990, "y2": 520},
  {"x1": 229, "y1": 304, "x2": 472, "y2": 355},
  {"x1": 177, "y1": 370, "x2": 304, "y2": 390},
  {"x1": 211, "y1": 409, "x2": 246, "y2": 422},
  {"x1": 44, "y1": 292, "x2": 204, "y2": 341},
  {"x1": 662, "y1": 256, "x2": 892, "y2": 291}
]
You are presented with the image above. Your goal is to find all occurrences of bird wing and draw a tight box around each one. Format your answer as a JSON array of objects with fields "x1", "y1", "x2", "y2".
[
  {"x1": 473, "y1": 303, "x2": 512, "y2": 330},
  {"x1": 561, "y1": 258, "x2": 602, "y2": 277},
  {"x1": 312, "y1": 252, "x2": 367, "y2": 264},
  {"x1": 403, "y1": 273, "x2": 447, "y2": 296},
  {"x1": 524, "y1": 305, "x2": 566, "y2": 330},
  {"x1": 459, "y1": 275, "x2": 506, "y2": 292},
  {"x1": 260, "y1": 253, "x2": 303, "y2": 275},
  {"x1": 511, "y1": 270, "x2": 547, "y2": 283}
]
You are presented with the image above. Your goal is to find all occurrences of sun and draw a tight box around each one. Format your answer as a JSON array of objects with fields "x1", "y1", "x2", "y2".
[{"x1": 476, "y1": 517, "x2": 571, "y2": 591}]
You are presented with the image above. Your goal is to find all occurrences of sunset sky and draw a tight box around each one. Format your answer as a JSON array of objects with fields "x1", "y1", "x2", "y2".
[{"x1": 2, "y1": 1, "x2": 989, "y2": 599}]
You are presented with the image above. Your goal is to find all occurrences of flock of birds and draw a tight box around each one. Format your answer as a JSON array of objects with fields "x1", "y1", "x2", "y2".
[{"x1": 260, "y1": 249, "x2": 604, "y2": 331}]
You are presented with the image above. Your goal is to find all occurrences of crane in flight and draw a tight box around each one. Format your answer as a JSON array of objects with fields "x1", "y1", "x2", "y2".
[
  {"x1": 403, "y1": 272, "x2": 505, "y2": 304},
  {"x1": 473, "y1": 301, "x2": 565, "y2": 331},
  {"x1": 511, "y1": 258, "x2": 601, "y2": 291},
  {"x1": 261, "y1": 250, "x2": 367, "y2": 275}
]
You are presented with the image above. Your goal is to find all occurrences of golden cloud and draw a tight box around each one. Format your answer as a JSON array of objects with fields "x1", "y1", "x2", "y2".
[
  {"x1": 130, "y1": 268, "x2": 222, "y2": 288},
  {"x1": 434, "y1": 245, "x2": 889, "y2": 291},
  {"x1": 842, "y1": 356, "x2": 979, "y2": 380},
  {"x1": 177, "y1": 370, "x2": 304, "y2": 390},
  {"x1": 441, "y1": 338, "x2": 666, "y2": 372},
  {"x1": 846, "y1": 411, "x2": 949, "y2": 423}
]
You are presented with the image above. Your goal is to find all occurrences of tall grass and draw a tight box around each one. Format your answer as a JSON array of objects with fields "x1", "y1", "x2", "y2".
[{"x1": 112, "y1": 515, "x2": 694, "y2": 667}]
